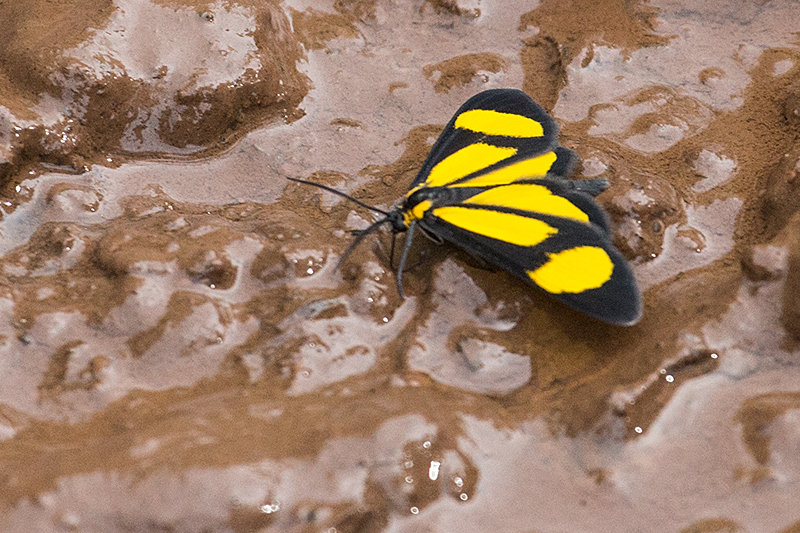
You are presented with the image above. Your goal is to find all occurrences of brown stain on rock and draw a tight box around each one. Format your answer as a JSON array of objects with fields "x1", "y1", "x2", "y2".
[
  {"x1": 0, "y1": 0, "x2": 115, "y2": 119},
  {"x1": 763, "y1": 147, "x2": 800, "y2": 238},
  {"x1": 519, "y1": 0, "x2": 673, "y2": 66},
  {"x1": 520, "y1": 36, "x2": 566, "y2": 111},
  {"x1": 736, "y1": 391, "x2": 800, "y2": 467},
  {"x1": 422, "y1": 53, "x2": 508, "y2": 93},
  {"x1": 421, "y1": 0, "x2": 481, "y2": 18},
  {"x1": 333, "y1": 0, "x2": 378, "y2": 23},
  {"x1": 0, "y1": 375, "x2": 502, "y2": 507},
  {"x1": 681, "y1": 518, "x2": 742, "y2": 533},
  {"x1": 779, "y1": 520, "x2": 800, "y2": 533},
  {"x1": 782, "y1": 214, "x2": 800, "y2": 339},
  {"x1": 290, "y1": 7, "x2": 360, "y2": 51}
]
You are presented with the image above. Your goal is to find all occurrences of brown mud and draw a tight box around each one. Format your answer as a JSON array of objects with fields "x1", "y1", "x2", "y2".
[{"x1": 1, "y1": 0, "x2": 800, "y2": 531}]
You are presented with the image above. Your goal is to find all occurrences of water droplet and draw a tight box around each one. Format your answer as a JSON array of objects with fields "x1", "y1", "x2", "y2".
[
  {"x1": 382, "y1": 317, "x2": 389, "y2": 323},
  {"x1": 422, "y1": 441, "x2": 431, "y2": 449},
  {"x1": 665, "y1": 375, "x2": 674, "y2": 383},
  {"x1": 710, "y1": 353, "x2": 718, "y2": 359},
  {"x1": 260, "y1": 502, "x2": 280, "y2": 514},
  {"x1": 453, "y1": 477, "x2": 463, "y2": 487},
  {"x1": 405, "y1": 476, "x2": 413, "y2": 483},
  {"x1": 428, "y1": 461, "x2": 441, "y2": 481},
  {"x1": 460, "y1": 493, "x2": 469, "y2": 501},
  {"x1": 634, "y1": 426, "x2": 643, "y2": 434},
  {"x1": 410, "y1": 507, "x2": 419, "y2": 515},
  {"x1": 307, "y1": 268, "x2": 314, "y2": 275}
]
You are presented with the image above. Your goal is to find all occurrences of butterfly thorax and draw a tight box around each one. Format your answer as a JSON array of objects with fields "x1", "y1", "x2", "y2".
[{"x1": 399, "y1": 187, "x2": 454, "y2": 229}]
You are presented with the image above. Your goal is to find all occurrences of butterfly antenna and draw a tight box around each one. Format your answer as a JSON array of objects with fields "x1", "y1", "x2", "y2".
[{"x1": 287, "y1": 177, "x2": 390, "y2": 215}]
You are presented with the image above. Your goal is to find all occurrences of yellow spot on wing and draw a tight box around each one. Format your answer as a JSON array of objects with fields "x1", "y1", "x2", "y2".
[
  {"x1": 426, "y1": 143, "x2": 517, "y2": 187},
  {"x1": 456, "y1": 152, "x2": 557, "y2": 187},
  {"x1": 464, "y1": 184, "x2": 590, "y2": 223},
  {"x1": 455, "y1": 109, "x2": 544, "y2": 137},
  {"x1": 432, "y1": 206, "x2": 557, "y2": 246},
  {"x1": 527, "y1": 246, "x2": 614, "y2": 294}
]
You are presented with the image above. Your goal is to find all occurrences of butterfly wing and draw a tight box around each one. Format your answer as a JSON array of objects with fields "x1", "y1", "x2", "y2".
[{"x1": 414, "y1": 181, "x2": 642, "y2": 325}]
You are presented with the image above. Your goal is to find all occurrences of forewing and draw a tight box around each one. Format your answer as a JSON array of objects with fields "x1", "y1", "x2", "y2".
[{"x1": 411, "y1": 89, "x2": 561, "y2": 189}]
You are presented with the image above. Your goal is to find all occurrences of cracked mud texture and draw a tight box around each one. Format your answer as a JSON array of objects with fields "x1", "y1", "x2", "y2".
[{"x1": 2, "y1": 0, "x2": 800, "y2": 532}]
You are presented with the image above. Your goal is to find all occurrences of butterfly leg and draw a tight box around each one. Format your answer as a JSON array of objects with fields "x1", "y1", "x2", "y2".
[
  {"x1": 336, "y1": 218, "x2": 388, "y2": 270},
  {"x1": 395, "y1": 221, "x2": 416, "y2": 298},
  {"x1": 389, "y1": 232, "x2": 398, "y2": 268}
]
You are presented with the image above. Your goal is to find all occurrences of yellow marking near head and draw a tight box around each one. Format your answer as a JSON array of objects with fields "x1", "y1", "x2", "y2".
[
  {"x1": 433, "y1": 206, "x2": 557, "y2": 247},
  {"x1": 527, "y1": 246, "x2": 614, "y2": 294},
  {"x1": 403, "y1": 199, "x2": 433, "y2": 226},
  {"x1": 412, "y1": 200, "x2": 432, "y2": 220},
  {"x1": 455, "y1": 151, "x2": 558, "y2": 187},
  {"x1": 426, "y1": 143, "x2": 517, "y2": 187},
  {"x1": 455, "y1": 109, "x2": 544, "y2": 138},
  {"x1": 464, "y1": 184, "x2": 590, "y2": 224}
]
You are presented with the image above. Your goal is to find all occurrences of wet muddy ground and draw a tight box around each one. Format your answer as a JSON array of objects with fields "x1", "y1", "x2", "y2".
[{"x1": 1, "y1": 0, "x2": 800, "y2": 531}]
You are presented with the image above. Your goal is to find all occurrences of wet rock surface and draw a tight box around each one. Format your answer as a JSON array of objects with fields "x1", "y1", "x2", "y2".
[
  {"x1": 2, "y1": 0, "x2": 800, "y2": 531},
  {"x1": 0, "y1": 0, "x2": 309, "y2": 189}
]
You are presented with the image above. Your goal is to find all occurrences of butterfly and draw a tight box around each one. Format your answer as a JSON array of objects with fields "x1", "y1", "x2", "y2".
[{"x1": 289, "y1": 88, "x2": 642, "y2": 325}]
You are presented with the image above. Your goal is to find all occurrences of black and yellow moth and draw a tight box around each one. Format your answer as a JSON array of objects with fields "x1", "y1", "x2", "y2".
[{"x1": 290, "y1": 89, "x2": 642, "y2": 325}]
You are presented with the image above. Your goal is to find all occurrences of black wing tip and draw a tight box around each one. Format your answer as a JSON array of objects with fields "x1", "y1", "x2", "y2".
[
  {"x1": 605, "y1": 303, "x2": 643, "y2": 326},
  {"x1": 574, "y1": 297, "x2": 642, "y2": 326},
  {"x1": 587, "y1": 283, "x2": 643, "y2": 326}
]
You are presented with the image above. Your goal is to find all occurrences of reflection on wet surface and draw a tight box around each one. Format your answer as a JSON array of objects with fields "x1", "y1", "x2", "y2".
[{"x1": 2, "y1": 0, "x2": 800, "y2": 531}]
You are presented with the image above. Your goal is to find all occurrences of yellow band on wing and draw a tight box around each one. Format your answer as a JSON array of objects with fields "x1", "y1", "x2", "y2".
[
  {"x1": 464, "y1": 183, "x2": 590, "y2": 224},
  {"x1": 426, "y1": 143, "x2": 517, "y2": 187},
  {"x1": 455, "y1": 109, "x2": 544, "y2": 137},
  {"x1": 527, "y1": 246, "x2": 614, "y2": 294},
  {"x1": 455, "y1": 151, "x2": 558, "y2": 187},
  {"x1": 432, "y1": 206, "x2": 557, "y2": 247}
]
